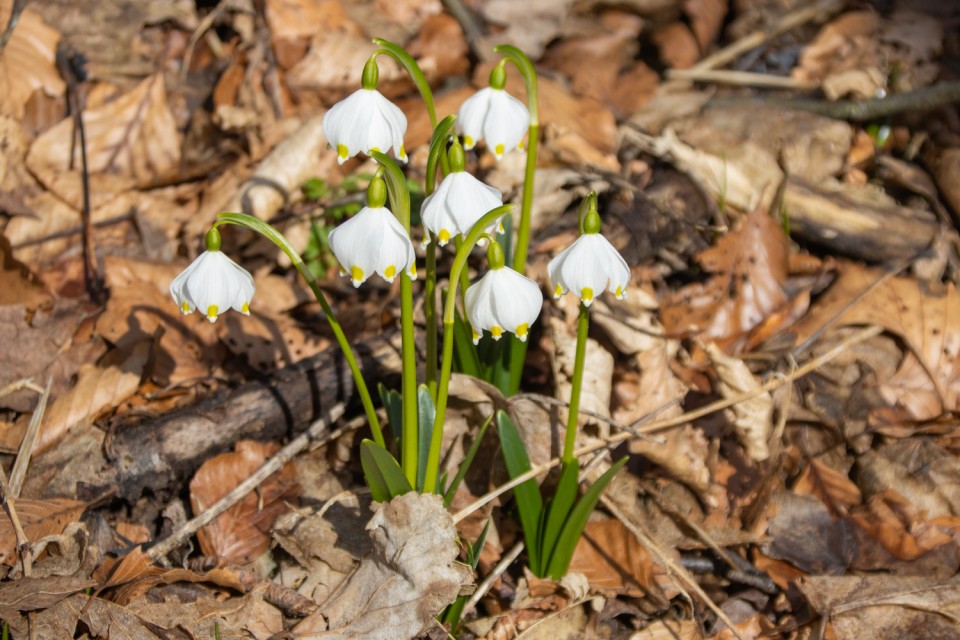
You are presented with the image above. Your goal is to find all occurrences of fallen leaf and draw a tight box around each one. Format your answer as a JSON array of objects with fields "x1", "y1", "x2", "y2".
[
  {"x1": 81, "y1": 596, "x2": 163, "y2": 640},
  {"x1": 799, "y1": 574, "x2": 960, "y2": 640},
  {"x1": 788, "y1": 263, "x2": 960, "y2": 419},
  {"x1": 794, "y1": 458, "x2": 862, "y2": 517},
  {"x1": 652, "y1": 22, "x2": 701, "y2": 69},
  {"x1": 705, "y1": 343, "x2": 772, "y2": 461},
  {"x1": 684, "y1": 0, "x2": 728, "y2": 51},
  {"x1": 849, "y1": 489, "x2": 954, "y2": 561},
  {"x1": 26, "y1": 73, "x2": 182, "y2": 210},
  {"x1": 567, "y1": 519, "x2": 679, "y2": 600},
  {"x1": 291, "y1": 493, "x2": 472, "y2": 638},
  {"x1": 481, "y1": 0, "x2": 576, "y2": 58},
  {"x1": 190, "y1": 440, "x2": 298, "y2": 565},
  {"x1": 763, "y1": 492, "x2": 856, "y2": 575},
  {"x1": 0, "y1": 576, "x2": 95, "y2": 618},
  {"x1": 0, "y1": 498, "x2": 87, "y2": 568},
  {"x1": 550, "y1": 315, "x2": 614, "y2": 439},
  {"x1": 37, "y1": 340, "x2": 150, "y2": 454},
  {"x1": 0, "y1": 3, "x2": 64, "y2": 119},
  {"x1": 661, "y1": 207, "x2": 789, "y2": 345}
]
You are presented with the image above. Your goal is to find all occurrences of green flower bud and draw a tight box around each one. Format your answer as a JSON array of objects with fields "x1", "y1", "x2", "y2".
[
  {"x1": 367, "y1": 175, "x2": 388, "y2": 208},
  {"x1": 361, "y1": 57, "x2": 379, "y2": 90},
  {"x1": 448, "y1": 138, "x2": 466, "y2": 173},
  {"x1": 205, "y1": 227, "x2": 222, "y2": 252},
  {"x1": 489, "y1": 62, "x2": 507, "y2": 91},
  {"x1": 486, "y1": 239, "x2": 506, "y2": 270}
]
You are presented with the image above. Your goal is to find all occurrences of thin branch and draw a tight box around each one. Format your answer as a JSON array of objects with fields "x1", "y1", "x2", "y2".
[{"x1": 9, "y1": 377, "x2": 51, "y2": 498}]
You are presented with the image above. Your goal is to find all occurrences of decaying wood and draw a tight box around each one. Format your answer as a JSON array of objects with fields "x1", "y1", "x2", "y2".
[
  {"x1": 784, "y1": 177, "x2": 938, "y2": 262},
  {"x1": 101, "y1": 334, "x2": 402, "y2": 502}
]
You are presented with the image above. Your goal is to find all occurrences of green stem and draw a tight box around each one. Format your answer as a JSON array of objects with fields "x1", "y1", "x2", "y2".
[
  {"x1": 563, "y1": 302, "x2": 590, "y2": 463},
  {"x1": 214, "y1": 213, "x2": 384, "y2": 447},
  {"x1": 423, "y1": 204, "x2": 514, "y2": 494},
  {"x1": 495, "y1": 45, "x2": 539, "y2": 274},
  {"x1": 373, "y1": 38, "x2": 437, "y2": 128},
  {"x1": 371, "y1": 152, "x2": 418, "y2": 486}
]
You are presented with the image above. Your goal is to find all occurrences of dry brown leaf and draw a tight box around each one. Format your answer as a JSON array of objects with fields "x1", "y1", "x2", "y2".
[
  {"x1": 0, "y1": 576, "x2": 95, "y2": 618},
  {"x1": 684, "y1": 0, "x2": 728, "y2": 51},
  {"x1": 266, "y1": 0, "x2": 359, "y2": 68},
  {"x1": 219, "y1": 309, "x2": 331, "y2": 373},
  {"x1": 799, "y1": 574, "x2": 960, "y2": 640},
  {"x1": 480, "y1": 0, "x2": 576, "y2": 58},
  {"x1": 0, "y1": 3, "x2": 64, "y2": 119},
  {"x1": 705, "y1": 342, "x2": 772, "y2": 461},
  {"x1": 789, "y1": 264, "x2": 960, "y2": 419},
  {"x1": 629, "y1": 619, "x2": 704, "y2": 639},
  {"x1": 567, "y1": 519, "x2": 679, "y2": 600},
  {"x1": 93, "y1": 545, "x2": 164, "y2": 590},
  {"x1": 133, "y1": 583, "x2": 283, "y2": 639},
  {"x1": 550, "y1": 315, "x2": 614, "y2": 439},
  {"x1": 651, "y1": 22, "x2": 701, "y2": 69},
  {"x1": 190, "y1": 440, "x2": 298, "y2": 565},
  {"x1": 661, "y1": 207, "x2": 789, "y2": 345},
  {"x1": 406, "y1": 13, "x2": 469, "y2": 83},
  {"x1": 849, "y1": 489, "x2": 953, "y2": 561},
  {"x1": 26, "y1": 73, "x2": 182, "y2": 210},
  {"x1": 0, "y1": 498, "x2": 87, "y2": 568},
  {"x1": 794, "y1": 459, "x2": 862, "y2": 517},
  {"x1": 763, "y1": 492, "x2": 856, "y2": 575},
  {"x1": 81, "y1": 596, "x2": 162, "y2": 640},
  {"x1": 632, "y1": 424, "x2": 711, "y2": 496},
  {"x1": 37, "y1": 340, "x2": 150, "y2": 454},
  {"x1": 292, "y1": 493, "x2": 472, "y2": 638}
]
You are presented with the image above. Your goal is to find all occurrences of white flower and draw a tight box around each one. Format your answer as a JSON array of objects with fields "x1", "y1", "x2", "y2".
[
  {"x1": 457, "y1": 87, "x2": 529, "y2": 160},
  {"x1": 328, "y1": 205, "x2": 417, "y2": 287},
  {"x1": 548, "y1": 234, "x2": 629, "y2": 307},
  {"x1": 323, "y1": 89, "x2": 408, "y2": 165},
  {"x1": 170, "y1": 251, "x2": 255, "y2": 323},
  {"x1": 420, "y1": 172, "x2": 503, "y2": 246},
  {"x1": 465, "y1": 266, "x2": 542, "y2": 344}
]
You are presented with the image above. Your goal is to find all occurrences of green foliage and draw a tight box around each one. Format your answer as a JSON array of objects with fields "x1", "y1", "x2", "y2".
[
  {"x1": 440, "y1": 520, "x2": 491, "y2": 634},
  {"x1": 416, "y1": 385, "x2": 436, "y2": 492},
  {"x1": 497, "y1": 411, "x2": 626, "y2": 579},
  {"x1": 360, "y1": 439, "x2": 413, "y2": 502}
]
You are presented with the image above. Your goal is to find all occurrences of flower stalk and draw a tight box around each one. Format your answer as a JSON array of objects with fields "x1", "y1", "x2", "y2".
[
  {"x1": 563, "y1": 302, "x2": 589, "y2": 463},
  {"x1": 213, "y1": 213, "x2": 385, "y2": 448}
]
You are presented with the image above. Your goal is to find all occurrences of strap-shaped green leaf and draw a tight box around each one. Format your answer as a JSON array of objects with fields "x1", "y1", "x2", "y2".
[
  {"x1": 378, "y1": 384, "x2": 403, "y2": 441},
  {"x1": 416, "y1": 385, "x2": 436, "y2": 492},
  {"x1": 545, "y1": 456, "x2": 627, "y2": 580},
  {"x1": 497, "y1": 410, "x2": 543, "y2": 572},
  {"x1": 539, "y1": 459, "x2": 580, "y2": 574},
  {"x1": 452, "y1": 308, "x2": 483, "y2": 377},
  {"x1": 443, "y1": 414, "x2": 493, "y2": 507},
  {"x1": 360, "y1": 439, "x2": 413, "y2": 502}
]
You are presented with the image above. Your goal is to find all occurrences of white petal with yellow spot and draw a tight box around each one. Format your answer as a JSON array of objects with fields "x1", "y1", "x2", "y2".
[
  {"x1": 328, "y1": 205, "x2": 416, "y2": 287},
  {"x1": 322, "y1": 88, "x2": 408, "y2": 165},
  {"x1": 464, "y1": 266, "x2": 543, "y2": 344},
  {"x1": 456, "y1": 87, "x2": 529, "y2": 160},
  {"x1": 420, "y1": 172, "x2": 503, "y2": 246},
  {"x1": 547, "y1": 233, "x2": 629, "y2": 307},
  {"x1": 170, "y1": 250, "x2": 255, "y2": 323}
]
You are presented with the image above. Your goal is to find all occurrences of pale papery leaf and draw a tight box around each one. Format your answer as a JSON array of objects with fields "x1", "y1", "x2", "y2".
[
  {"x1": 26, "y1": 73, "x2": 182, "y2": 210},
  {"x1": 705, "y1": 342, "x2": 772, "y2": 461},
  {"x1": 0, "y1": 4, "x2": 64, "y2": 119},
  {"x1": 189, "y1": 440, "x2": 298, "y2": 565}
]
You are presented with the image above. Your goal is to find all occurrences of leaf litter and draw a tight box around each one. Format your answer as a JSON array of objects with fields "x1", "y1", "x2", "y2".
[{"x1": 1, "y1": 0, "x2": 960, "y2": 638}]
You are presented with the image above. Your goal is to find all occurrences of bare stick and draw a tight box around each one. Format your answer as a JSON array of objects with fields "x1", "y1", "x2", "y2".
[
  {"x1": 0, "y1": 464, "x2": 31, "y2": 577},
  {"x1": 666, "y1": 69, "x2": 816, "y2": 90},
  {"x1": 9, "y1": 378, "x2": 51, "y2": 498},
  {"x1": 147, "y1": 403, "x2": 345, "y2": 562},
  {"x1": 463, "y1": 541, "x2": 524, "y2": 615}
]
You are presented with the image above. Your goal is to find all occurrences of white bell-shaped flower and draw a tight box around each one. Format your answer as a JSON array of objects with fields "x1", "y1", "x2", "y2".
[
  {"x1": 328, "y1": 176, "x2": 416, "y2": 287},
  {"x1": 421, "y1": 141, "x2": 504, "y2": 246},
  {"x1": 548, "y1": 206, "x2": 629, "y2": 307},
  {"x1": 170, "y1": 230, "x2": 255, "y2": 323},
  {"x1": 323, "y1": 58, "x2": 407, "y2": 165},
  {"x1": 465, "y1": 244, "x2": 542, "y2": 344},
  {"x1": 457, "y1": 65, "x2": 529, "y2": 160}
]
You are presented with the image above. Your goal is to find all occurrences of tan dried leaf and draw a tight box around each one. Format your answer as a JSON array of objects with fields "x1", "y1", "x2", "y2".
[
  {"x1": 292, "y1": 493, "x2": 472, "y2": 639},
  {"x1": 37, "y1": 340, "x2": 150, "y2": 454},
  {"x1": 0, "y1": 4, "x2": 64, "y2": 118},
  {"x1": 81, "y1": 596, "x2": 162, "y2": 640},
  {"x1": 0, "y1": 498, "x2": 86, "y2": 568},
  {"x1": 0, "y1": 576, "x2": 95, "y2": 617},
  {"x1": 705, "y1": 342, "x2": 772, "y2": 461},
  {"x1": 662, "y1": 208, "x2": 789, "y2": 344},
  {"x1": 789, "y1": 264, "x2": 960, "y2": 419},
  {"x1": 793, "y1": 458, "x2": 862, "y2": 517},
  {"x1": 481, "y1": 0, "x2": 575, "y2": 58},
  {"x1": 799, "y1": 574, "x2": 960, "y2": 640},
  {"x1": 26, "y1": 73, "x2": 182, "y2": 210},
  {"x1": 190, "y1": 440, "x2": 298, "y2": 565},
  {"x1": 567, "y1": 519, "x2": 679, "y2": 600},
  {"x1": 849, "y1": 489, "x2": 953, "y2": 561}
]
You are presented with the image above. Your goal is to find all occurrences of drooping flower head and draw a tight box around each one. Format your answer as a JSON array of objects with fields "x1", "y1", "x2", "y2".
[
  {"x1": 465, "y1": 241, "x2": 543, "y2": 344},
  {"x1": 548, "y1": 195, "x2": 629, "y2": 307},
  {"x1": 328, "y1": 174, "x2": 417, "y2": 287},
  {"x1": 456, "y1": 62, "x2": 529, "y2": 161},
  {"x1": 323, "y1": 57, "x2": 408, "y2": 165},
  {"x1": 171, "y1": 228, "x2": 255, "y2": 323},
  {"x1": 420, "y1": 138, "x2": 504, "y2": 246}
]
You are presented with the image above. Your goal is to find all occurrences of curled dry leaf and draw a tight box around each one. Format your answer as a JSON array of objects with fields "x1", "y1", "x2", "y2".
[
  {"x1": 189, "y1": 440, "x2": 299, "y2": 565},
  {"x1": 0, "y1": 3, "x2": 64, "y2": 119},
  {"x1": 704, "y1": 342, "x2": 772, "y2": 462},
  {"x1": 661, "y1": 207, "x2": 789, "y2": 346},
  {"x1": 0, "y1": 498, "x2": 87, "y2": 568},
  {"x1": 793, "y1": 458, "x2": 862, "y2": 517},
  {"x1": 849, "y1": 489, "x2": 954, "y2": 561},
  {"x1": 481, "y1": 0, "x2": 576, "y2": 58},
  {"x1": 292, "y1": 493, "x2": 472, "y2": 639},
  {"x1": 26, "y1": 73, "x2": 182, "y2": 210}
]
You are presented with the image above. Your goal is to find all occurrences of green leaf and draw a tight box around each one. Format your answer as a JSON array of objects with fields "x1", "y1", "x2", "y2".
[
  {"x1": 416, "y1": 385, "x2": 436, "y2": 492},
  {"x1": 452, "y1": 307, "x2": 483, "y2": 377},
  {"x1": 539, "y1": 460, "x2": 580, "y2": 572},
  {"x1": 360, "y1": 439, "x2": 413, "y2": 502},
  {"x1": 545, "y1": 456, "x2": 627, "y2": 580},
  {"x1": 467, "y1": 519, "x2": 491, "y2": 570},
  {"x1": 443, "y1": 414, "x2": 493, "y2": 507},
  {"x1": 497, "y1": 410, "x2": 543, "y2": 573},
  {"x1": 302, "y1": 178, "x2": 328, "y2": 201},
  {"x1": 378, "y1": 384, "x2": 403, "y2": 441}
]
